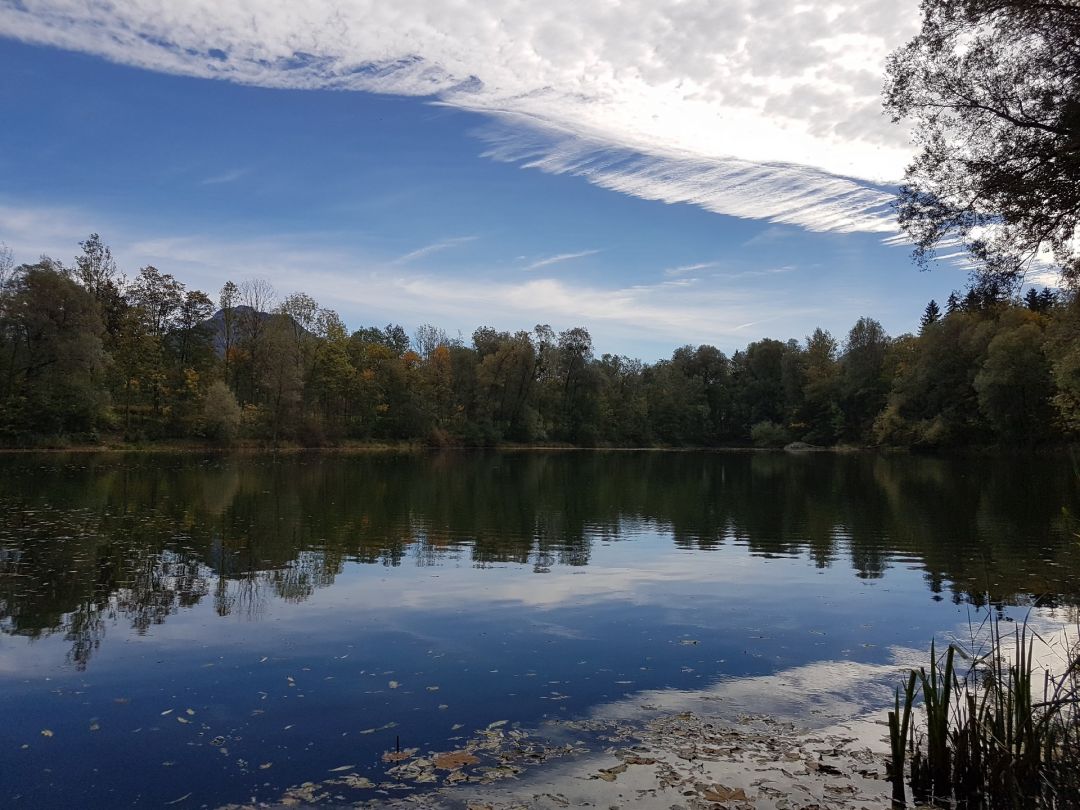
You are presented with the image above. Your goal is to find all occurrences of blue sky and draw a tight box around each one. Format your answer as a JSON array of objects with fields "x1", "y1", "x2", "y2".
[{"x1": 0, "y1": 2, "x2": 968, "y2": 360}]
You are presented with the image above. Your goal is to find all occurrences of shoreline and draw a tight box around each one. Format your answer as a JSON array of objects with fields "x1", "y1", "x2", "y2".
[{"x1": 0, "y1": 440, "x2": 1072, "y2": 457}]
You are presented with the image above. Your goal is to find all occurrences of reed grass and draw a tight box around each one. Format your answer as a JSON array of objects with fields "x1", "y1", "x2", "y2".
[{"x1": 887, "y1": 618, "x2": 1080, "y2": 808}]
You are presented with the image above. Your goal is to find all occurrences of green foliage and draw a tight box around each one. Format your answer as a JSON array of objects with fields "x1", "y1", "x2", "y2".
[
  {"x1": 201, "y1": 380, "x2": 241, "y2": 444},
  {"x1": 750, "y1": 420, "x2": 789, "y2": 448},
  {"x1": 1, "y1": 234, "x2": 1076, "y2": 448},
  {"x1": 840, "y1": 317, "x2": 891, "y2": 441},
  {"x1": 883, "y1": 0, "x2": 1080, "y2": 288},
  {"x1": 974, "y1": 319, "x2": 1054, "y2": 442},
  {"x1": 888, "y1": 623, "x2": 1080, "y2": 808},
  {"x1": 0, "y1": 261, "x2": 108, "y2": 440}
]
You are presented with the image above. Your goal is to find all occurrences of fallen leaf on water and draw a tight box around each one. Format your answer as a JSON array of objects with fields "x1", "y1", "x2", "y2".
[
  {"x1": 388, "y1": 680, "x2": 400, "y2": 689},
  {"x1": 160, "y1": 709, "x2": 173, "y2": 716},
  {"x1": 487, "y1": 720, "x2": 508, "y2": 729},
  {"x1": 381, "y1": 748, "x2": 417, "y2": 763},
  {"x1": 432, "y1": 751, "x2": 480, "y2": 770},
  {"x1": 327, "y1": 765, "x2": 355, "y2": 772},
  {"x1": 40, "y1": 729, "x2": 53, "y2": 738},
  {"x1": 426, "y1": 686, "x2": 440, "y2": 692},
  {"x1": 335, "y1": 775, "x2": 374, "y2": 789},
  {"x1": 702, "y1": 785, "x2": 748, "y2": 802},
  {"x1": 359, "y1": 728, "x2": 376, "y2": 735},
  {"x1": 259, "y1": 763, "x2": 272, "y2": 770},
  {"x1": 596, "y1": 762, "x2": 628, "y2": 782},
  {"x1": 89, "y1": 723, "x2": 100, "y2": 732},
  {"x1": 176, "y1": 717, "x2": 189, "y2": 724},
  {"x1": 185, "y1": 709, "x2": 195, "y2": 716}
]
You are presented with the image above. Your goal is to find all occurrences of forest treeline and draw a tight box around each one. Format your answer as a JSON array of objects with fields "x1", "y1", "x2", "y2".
[{"x1": 1, "y1": 235, "x2": 1078, "y2": 448}]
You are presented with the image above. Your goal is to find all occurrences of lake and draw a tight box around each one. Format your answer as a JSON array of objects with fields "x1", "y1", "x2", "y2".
[{"x1": 1, "y1": 450, "x2": 1078, "y2": 807}]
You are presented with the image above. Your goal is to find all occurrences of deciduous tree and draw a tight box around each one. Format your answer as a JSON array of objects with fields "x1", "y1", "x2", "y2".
[{"x1": 884, "y1": 0, "x2": 1080, "y2": 287}]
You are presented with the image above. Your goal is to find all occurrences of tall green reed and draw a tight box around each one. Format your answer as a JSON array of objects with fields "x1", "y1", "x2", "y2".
[{"x1": 887, "y1": 618, "x2": 1079, "y2": 808}]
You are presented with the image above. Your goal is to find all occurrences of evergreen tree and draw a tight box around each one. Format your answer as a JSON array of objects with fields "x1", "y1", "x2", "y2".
[{"x1": 919, "y1": 299, "x2": 941, "y2": 332}]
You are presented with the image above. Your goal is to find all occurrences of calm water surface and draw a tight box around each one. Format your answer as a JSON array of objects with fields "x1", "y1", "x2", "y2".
[{"x1": 1, "y1": 451, "x2": 1078, "y2": 807}]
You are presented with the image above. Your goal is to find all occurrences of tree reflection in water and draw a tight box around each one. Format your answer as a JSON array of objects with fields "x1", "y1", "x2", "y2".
[{"x1": 1, "y1": 450, "x2": 1077, "y2": 670}]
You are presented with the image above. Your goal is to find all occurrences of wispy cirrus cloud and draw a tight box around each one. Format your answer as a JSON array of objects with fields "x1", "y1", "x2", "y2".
[
  {"x1": 199, "y1": 167, "x2": 249, "y2": 185},
  {"x1": 0, "y1": 0, "x2": 920, "y2": 234},
  {"x1": 391, "y1": 235, "x2": 477, "y2": 265},
  {"x1": 0, "y1": 200, "x2": 822, "y2": 354},
  {"x1": 664, "y1": 261, "x2": 720, "y2": 277},
  {"x1": 715, "y1": 264, "x2": 801, "y2": 280},
  {"x1": 525, "y1": 249, "x2": 600, "y2": 272}
]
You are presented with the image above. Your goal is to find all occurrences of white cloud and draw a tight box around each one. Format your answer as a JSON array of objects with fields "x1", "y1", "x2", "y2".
[
  {"x1": 199, "y1": 167, "x2": 248, "y2": 185},
  {"x1": 742, "y1": 225, "x2": 797, "y2": 248},
  {"x1": 0, "y1": 201, "x2": 100, "y2": 264},
  {"x1": 524, "y1": 249, "x2": 600, "y2": 271},
  {"x1": 0, "y1": 200, "x2": 820, "y2": 353},
  {"x1": 715, "y1": 264, "x2": 800, "y2": 280},
  {"x1": 0, "y1": 0, "x2": 920, "y2": 232},
  {"x1": 663, "y1": 261, "x2": 719, "y2": 277},
  {"x1": 391, "y1": 235, "x2": 477, "y2": 265}
]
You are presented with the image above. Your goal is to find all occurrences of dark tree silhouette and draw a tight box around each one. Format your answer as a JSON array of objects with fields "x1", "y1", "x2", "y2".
[{"x1": 884, "y1": 0, "x2": 1080, "y2": 289}]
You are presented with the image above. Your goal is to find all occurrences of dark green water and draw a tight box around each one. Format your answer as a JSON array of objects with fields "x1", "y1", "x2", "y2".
[{"x1": 1, "y1": 451, "x2": 1078, "y2": 807}]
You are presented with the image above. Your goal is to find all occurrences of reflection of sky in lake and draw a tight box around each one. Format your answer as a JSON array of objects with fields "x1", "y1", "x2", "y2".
[{"x1": 1, "y1": 452, "x2": 1078, "y2": 807}]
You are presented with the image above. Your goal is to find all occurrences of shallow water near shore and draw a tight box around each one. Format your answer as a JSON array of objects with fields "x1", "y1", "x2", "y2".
[{"x1": 1, "y1": 451, "x2": 1078, "y2": 807}]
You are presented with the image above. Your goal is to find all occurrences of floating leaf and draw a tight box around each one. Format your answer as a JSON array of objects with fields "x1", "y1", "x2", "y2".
[
  {"x1": 432, "y1": 751, "x2": 480, "y2": 770},
  {"x1": 388, "y1": 680, "x2": 400, "y2": 689},
  {"x1": 381, "y1": 748, "x2": 417, "y2": 763},
  {"x1": 40, "y1": 729, "x2": 53, "y2": 738},
  {"x1": 327, "y1": 765, "x2": 355, "y2": 772},
  {"x1": 702, "y1": 785, "x2": 747, "y2": 802}
]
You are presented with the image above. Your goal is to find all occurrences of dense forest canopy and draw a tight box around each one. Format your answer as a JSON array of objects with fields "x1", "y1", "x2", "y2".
[{"x1": 0, "y1": 235, "x2": 1077, "y2": 448}]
